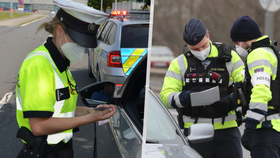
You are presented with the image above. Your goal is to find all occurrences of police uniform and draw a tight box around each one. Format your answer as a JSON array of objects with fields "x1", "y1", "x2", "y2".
[
  {"x1": 16, "y1": 0, "x2": 109, "y2": 157},
  {"x1": 231, "y1": 16, "x2": 280, "y2": 158},
  {"x1": 160, "y1": 18, "x2": 244, "y2": 158}
]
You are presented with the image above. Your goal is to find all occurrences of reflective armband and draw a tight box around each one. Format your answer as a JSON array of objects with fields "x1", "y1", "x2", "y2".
[{"x1": 251, "y1": 71, "x2": 271, "y2": 88}]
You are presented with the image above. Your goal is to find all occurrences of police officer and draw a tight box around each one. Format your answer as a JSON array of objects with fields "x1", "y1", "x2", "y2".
[
  {"x1": 16, "y1": 0, "x2": 116, "y2": 157},
  {"x1": 230, "y1": 15, "x2": 280, "y2": 158},
  {"x1": 160, "y1": 18, "x2": 244, "y2": 158}
]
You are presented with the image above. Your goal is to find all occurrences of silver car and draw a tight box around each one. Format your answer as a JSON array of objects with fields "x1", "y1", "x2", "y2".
[
  {"x1": 80, "y1": 54, "x2": 214, "y2": 158},
  {"x1": 87, "y1": 11, "x2": 149, "y2": 91}
]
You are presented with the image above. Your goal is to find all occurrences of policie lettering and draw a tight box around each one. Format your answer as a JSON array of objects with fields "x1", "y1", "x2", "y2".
[{"x1": 256, "y1": 76, "x2": 270, "y2": 82}]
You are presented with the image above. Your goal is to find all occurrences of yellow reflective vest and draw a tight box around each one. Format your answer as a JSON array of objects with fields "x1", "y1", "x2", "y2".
[
  {"x1": 245, "y1": 35, "x2": 280, "y2": 132},
  {"x1": 160, "y1": 41, "x2": 244, "y2": 130},
  {"x1": 16, "y1": 38, "x2": 78, "y2": 144}
]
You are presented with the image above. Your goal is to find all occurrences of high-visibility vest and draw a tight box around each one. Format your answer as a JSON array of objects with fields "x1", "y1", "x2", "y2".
[{"x1": 16, "y1": 45, "x2": 78, "y2": 144}]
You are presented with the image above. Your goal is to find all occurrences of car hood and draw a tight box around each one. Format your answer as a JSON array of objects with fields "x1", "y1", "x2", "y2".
[{"x1": 145, "y1": 144, "x2": 202, "y2": 158}]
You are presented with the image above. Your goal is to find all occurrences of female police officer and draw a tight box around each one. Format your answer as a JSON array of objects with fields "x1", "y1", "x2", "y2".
[{"x1": 16, "y1": 0, "x2": 115, "y2": 157}]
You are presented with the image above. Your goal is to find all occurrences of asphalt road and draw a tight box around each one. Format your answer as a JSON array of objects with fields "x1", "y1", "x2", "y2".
[{"x1": 0, "y1": 15, "x2": 97, "y2": 158}]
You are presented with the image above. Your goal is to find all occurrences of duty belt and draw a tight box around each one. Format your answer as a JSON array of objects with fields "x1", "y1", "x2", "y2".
[
  {"x1": 183, "y1": 113, "x2": 237, "y2": 124},
  {"x1": 265, "y1": 113, "x2": 280, "y2": 121}
]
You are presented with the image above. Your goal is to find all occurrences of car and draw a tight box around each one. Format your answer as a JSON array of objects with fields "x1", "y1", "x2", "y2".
[
  {"x1": 24, "y1": 8, "x2": 29, "y2": 12},
  {"x1": 32, "y1": 9, "x2": 38, "y2": 13},
  {"x1": 0, "y1": 7, "x2": 3, "y2": 11},
  {"x1": 7, "y1": 8, "x2": 15, "y2": 12},
  {"x1": 87, "y1": 10, "x2": 149, "y2": 92},
  {"x1": 150, "y1": 45, "x2": 175, "y2": 67},
  {"x1": 49, "y1": 10, "x2": 56, "y2": 18},
  {"x1": 80, "y1": 54, "x2": 214, "y2": 158},
  {"x1": 49, "y1": 10, "x2": 56, "y2": 14}
]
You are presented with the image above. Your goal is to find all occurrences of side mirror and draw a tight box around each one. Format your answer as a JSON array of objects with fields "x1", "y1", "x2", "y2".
[
  {"x1": 79, "y1": 81, "x2": 115, "y2": 107},
  {"x1": 186, "y1": 124, "x2": 214, "y2": 143}
]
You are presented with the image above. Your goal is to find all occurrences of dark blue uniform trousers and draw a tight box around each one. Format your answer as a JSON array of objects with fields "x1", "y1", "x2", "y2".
[
  {"x1": 242, "y1": 128, "x2": 280, "y2": 158},
  {"x1": 184, "y1": 127, "x2": 242, "y2": 158}
]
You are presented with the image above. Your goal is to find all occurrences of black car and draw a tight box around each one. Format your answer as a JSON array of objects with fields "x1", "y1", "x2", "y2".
[{"x1": 80, "y1": 54, "x2": 214, "y2": 158}]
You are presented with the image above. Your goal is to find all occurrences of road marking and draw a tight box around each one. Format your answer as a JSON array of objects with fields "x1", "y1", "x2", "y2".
[
  {"x1": 0, "y1": 92, "x2": 13, "y2": 109},
  {"x1": 20, "y1": 16, "x2": 46, "y2": 27}
]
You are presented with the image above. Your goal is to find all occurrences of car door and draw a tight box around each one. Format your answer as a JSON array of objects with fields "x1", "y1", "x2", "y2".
[
  {"x1": 93, "y1": 21, "x2": 113, "y2": 77},
  {"x1": 95, "y1": 106, "x2": 142, "y2": 158}
]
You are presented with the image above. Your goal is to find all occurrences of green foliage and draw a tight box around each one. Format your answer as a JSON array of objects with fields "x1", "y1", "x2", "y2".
[
  {"x1": 88, "y1": 0, "x2": 122, "y2": 12},
  {"x1": 87, "y1": 0, "x2": 150, "y2": 12}
]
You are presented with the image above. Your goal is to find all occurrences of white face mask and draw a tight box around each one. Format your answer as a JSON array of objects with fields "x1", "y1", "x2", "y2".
[
  {"x1": 235, "y1": 42, "x2": 249, "y2": 58},
  {"x1": 190, "y1": 45, "x2": 211, "y2": 61},
  {"x1": 59, "y1": 33, "x2": 85, "y2": 64}
]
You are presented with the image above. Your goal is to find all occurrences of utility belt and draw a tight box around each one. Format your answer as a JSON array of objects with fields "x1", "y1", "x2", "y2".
[
  {"x1": 16, "y1": 127, "x2": 76, "y2": 158},
  {"x1": 22, "y1": 139, "x2": 73, "y2": 152},
  {"x1": 183, "y1": 113, "x2": 237, "y2": 124}
]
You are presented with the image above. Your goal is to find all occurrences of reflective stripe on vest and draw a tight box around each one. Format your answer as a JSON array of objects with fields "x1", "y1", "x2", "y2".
[
  {"x1": 16, "y1": 51, "x2": 74, "y2": 144},
  {"x1": 183, "y1": 113, "x2": 237, "y2": 124},
  {"x1": 265, "y1": 113, "x2": 280, "y2": 121}
]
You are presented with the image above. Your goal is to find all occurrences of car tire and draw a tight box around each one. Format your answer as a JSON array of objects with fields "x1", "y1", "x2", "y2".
[{"x1": 88, "y1": 50, "x2": 94, "y2": 77}]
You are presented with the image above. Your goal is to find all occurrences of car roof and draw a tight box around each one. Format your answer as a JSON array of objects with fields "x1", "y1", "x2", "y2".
[
  {"x1": 108, "y1": 18, "x2": 149, "y2": 26},
  {"x1": 151, "y1": 46, "x2": 174, "y2": 55}
]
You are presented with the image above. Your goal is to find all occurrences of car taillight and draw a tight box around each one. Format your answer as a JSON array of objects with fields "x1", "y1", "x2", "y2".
[{"x1": 108, "y1": 51, "x2": 122, "y2": 67}]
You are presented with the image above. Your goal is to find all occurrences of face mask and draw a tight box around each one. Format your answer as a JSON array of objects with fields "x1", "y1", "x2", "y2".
[
  {"x1": 59, "y1": 32, "x2": 85, "y2": 64},
  {"x1": 235, "y1": 42, "x2": 249, "y2": 58},
  {"x1": 190, "y1": 45, "x2": 211, "y2": 61}
]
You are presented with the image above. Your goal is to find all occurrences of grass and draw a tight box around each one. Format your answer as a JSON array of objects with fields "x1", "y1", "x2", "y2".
[{"x1": 0, "y1": 11, "x2": 32, "y2": 20}]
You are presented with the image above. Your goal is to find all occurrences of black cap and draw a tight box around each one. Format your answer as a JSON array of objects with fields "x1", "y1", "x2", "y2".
[
  {"x1": 183, "y1": 18, "x2": 206, "y2": 46},
  {"x1": 230, "y1": 15, "x2": 262, "y2": 42},
  {"x1": 56, "y1": 8, "x2": 99, "y2": 48}
]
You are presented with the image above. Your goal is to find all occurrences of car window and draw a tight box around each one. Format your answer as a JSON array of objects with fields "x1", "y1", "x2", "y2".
[
  {"x1": 107, "y1": 24, "x2": 117, "y2": 45},
  {"x1": 121, "y1": 24, "x2": 149, "y2": 48},
  {"x1": 96, "y1": 21, "x2": 107, "y2": 39},
  {"x1": 146, "y1": 92, "x2": 185, "y2": 145},
  {"x1": 99, "y1": 21, "x2": 112, "y2": 42},
  {"x1": 111, "y1": 107, "x2": 141, "y2": 157}
]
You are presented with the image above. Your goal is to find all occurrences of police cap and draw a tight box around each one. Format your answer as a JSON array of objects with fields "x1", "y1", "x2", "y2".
[
  {"x1": 54, "y1": 0, "x2": 110, "y2": 48},
  {"x1": 183, "y1": 18, "x2": 206, "y2": 46}
]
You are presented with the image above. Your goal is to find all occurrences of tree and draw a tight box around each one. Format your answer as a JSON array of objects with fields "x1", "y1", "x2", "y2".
[
  {"x1": 88, "y1": 0, "x2": 151, "y2": 12},
  {"x1": 88, "y1": 0, "x2": 122, "y2": 12}
]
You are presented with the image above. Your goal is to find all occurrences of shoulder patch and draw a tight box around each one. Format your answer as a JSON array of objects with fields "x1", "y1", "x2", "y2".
[{"x1": 254, "y1": 68, "x2": 264, "y2": 73}]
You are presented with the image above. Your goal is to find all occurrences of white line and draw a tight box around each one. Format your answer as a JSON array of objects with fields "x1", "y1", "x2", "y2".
[
  {"x1": 21, "y1": 16, "x2": 47, "y2": 27},
  {"x1": 0, "y1": 92, "x2": 13, "y2": 109}
]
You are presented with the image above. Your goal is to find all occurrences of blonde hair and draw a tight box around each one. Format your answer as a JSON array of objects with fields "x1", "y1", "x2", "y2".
[{"x1": 36, "y1": 16, "x2": 66, "y2": 39}]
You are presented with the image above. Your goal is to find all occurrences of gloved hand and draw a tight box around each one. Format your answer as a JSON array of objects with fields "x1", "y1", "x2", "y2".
[
  {"x1": 178, "y1": 90, "x2": 192, "y2": 107},
  {"x1": 209, "y1": 96, "x2": 230, "y2": 114},
  {"x1": 245, "y1": 118, "x2": 260, "y2": 130},
  {"x1": 241, "y1": 128, "x2": 255, "y2": 151}
]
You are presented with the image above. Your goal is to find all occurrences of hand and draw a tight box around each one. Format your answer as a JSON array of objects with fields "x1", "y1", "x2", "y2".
[
  {"x1": 88, "y1": 104, "x2": 117, "y2": 122},
  {"x1": 210, "y1": 97, "x2": 230, "y2": 114},
  {"x1": 245, "y1": 118, "x2": 260, "y2": 130},
  {"x1": 178, "y1": 90, "x2": 192, "y2": 107},
  {"x1": 75, "y1": 106, "x2": 94, "y2": 117}
]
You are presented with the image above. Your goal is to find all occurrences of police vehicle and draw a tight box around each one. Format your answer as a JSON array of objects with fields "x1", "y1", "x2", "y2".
[
  {"x1": 80, "y1": 54, "x2": 214, "y2": 158},
  {"x1": 87, "y1": 10, "x2": 149, "y2": 92}
]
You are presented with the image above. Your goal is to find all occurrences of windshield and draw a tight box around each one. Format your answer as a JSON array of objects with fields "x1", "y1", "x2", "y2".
[
  {"x1": 121, "y1": 24, "x2": 149, "y2": 48},
  {"x1": 146, "y1": 92, "x2": 185, "y2": 145}
]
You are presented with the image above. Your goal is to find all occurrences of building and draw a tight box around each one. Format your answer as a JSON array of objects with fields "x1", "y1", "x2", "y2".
[{"x1": 0, "y1": 0, "x2": 87, "y2": 12}]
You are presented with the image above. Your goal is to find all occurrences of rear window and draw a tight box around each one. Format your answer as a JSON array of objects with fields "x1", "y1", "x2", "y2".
[{"x1": 121, "y1": 24, "x2": 149, "y2": 48}]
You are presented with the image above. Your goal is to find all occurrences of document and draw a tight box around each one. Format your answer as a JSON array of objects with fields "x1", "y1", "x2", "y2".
[{"x1": 190, "y1": 86, "x2": 220, "y2": 107}]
